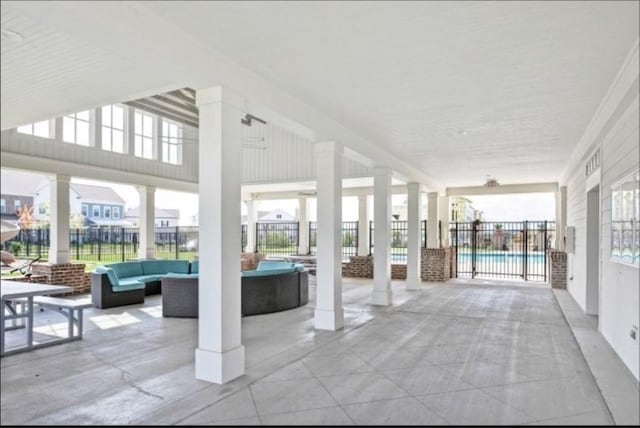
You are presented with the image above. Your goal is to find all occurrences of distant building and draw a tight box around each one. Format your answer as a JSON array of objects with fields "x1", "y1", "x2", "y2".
[
  {"x1": 257, "y1": 208, "x2": 296, "y2": 223},
  {"x1": 0, "y1": 170, "x2": 43, "y2": 224},
  {"x1": 451, "y1": 196, "x2": 476, "y2": 222},
  {"x1": 125, "y1": 207, "x2": 180, "y2": 228}
]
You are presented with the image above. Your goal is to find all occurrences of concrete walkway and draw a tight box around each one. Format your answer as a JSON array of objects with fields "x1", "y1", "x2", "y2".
[{"x1": 1, "y1": 277, "x2": 635, "y2": 425}]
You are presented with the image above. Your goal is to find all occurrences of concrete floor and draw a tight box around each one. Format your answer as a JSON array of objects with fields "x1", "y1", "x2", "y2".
[{"x1": 1, "y1": 277, "x2": 636, "y2": 425}]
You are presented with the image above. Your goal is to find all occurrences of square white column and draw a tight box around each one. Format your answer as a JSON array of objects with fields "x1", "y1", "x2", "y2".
[
  {"x1": 438, "y1": 196, "x2": 450, "y2": 247},
  {"x1": 372, "y1": 167, "x2": 392, "y2": 305},
  {"x1": 357, "y1": 194, "x2": 369, "y2": 256},
  {"x1": 314, "y1": 141, "x2": 344, "y2": 331},
  {"x1": 137, "y1": 185, "x2": 155, "y2": 259},
  {"x1": 298, "y1": 197, "x2": 309, "y2": 255},
  {"x1": 244, "y1": 199, "x2": 257, "y2": 253},
  {"x1": 426, "y1": 192, "x2": 439, "y2": 248},
  {"x1": 48, "y1": 174, "x2": 70, "y2": 264},
  {"x1": 195, "y1": 86, "x2": 245, "y2": 384},
  {"x1": 406, "y1": 182, "x2": 422, "y2": 290},
  {"x1": 555, "y1": 186, "x2": 567, "y2": 250}
]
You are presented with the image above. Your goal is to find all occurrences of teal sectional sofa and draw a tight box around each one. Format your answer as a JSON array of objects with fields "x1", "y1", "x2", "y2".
[{"x1": 91, "y1": 259, "x2": 196, "y2": 309}]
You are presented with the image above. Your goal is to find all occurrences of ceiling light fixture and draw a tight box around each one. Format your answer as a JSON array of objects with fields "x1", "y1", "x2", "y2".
[
  {"x1": 1, "y1": 29, "x2": 24, "y2": 42},
  {"x1": 485, "y1": 178, "x2": 500, "y2": 187}
]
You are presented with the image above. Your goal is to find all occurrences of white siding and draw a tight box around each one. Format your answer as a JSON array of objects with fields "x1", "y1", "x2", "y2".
[{"x1": 563, "y1": 41, "x2": 639, "y2": 379}]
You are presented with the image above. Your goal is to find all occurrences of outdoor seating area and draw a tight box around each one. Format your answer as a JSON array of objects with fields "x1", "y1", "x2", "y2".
[{"x1": 92, "y1": 259, "x2": 309, "y2": 316}]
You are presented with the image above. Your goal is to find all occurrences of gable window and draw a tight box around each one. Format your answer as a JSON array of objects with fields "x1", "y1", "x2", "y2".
[
  {"x1": 113, "y1": 207, "x2": 120, "y2": 219},
  {"x1": 134, "y1": 111, "x2": 154, "y2": 159},
  {"x1": 14, "y1": 200, "x2": 21, "y2": 213},
  {"x1": 0, "y1": 199, "x2": 5, "y2": 213},
  {"x1": 17, "y1": 120, "x2": 53, "y2": 138},
  {"x1": 92, "y1": 206, "x2": 100, "y2": 218},
  {"x1": 63, "y1": 111, "x2": 91, "y2": 146},
  {"x1": 102, "y1": 105, "x2": 125, "y2": 153},
  {"x1": 161, "y1": 119, "x2": 182, "y2": 165},
  {"x1": 104, "y1": 207, "x2": 111, "y2": 218}
]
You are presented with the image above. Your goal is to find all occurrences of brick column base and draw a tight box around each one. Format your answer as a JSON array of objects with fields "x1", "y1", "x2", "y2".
[
  {"x1": 30, "y1": 262, "x2": 90, "y2": 295},
  {"x1": 342, "y1": 256, "x2": 373, "y2": 278},
  {"x1": 421, "y1": 248, "x2": 452, "y2": 282},
  {"x1": 548, "y1": 250, "x2": 567, "y2": 289},
  {"x1": 241, "y1": 252, "x2": 265, "y2": 271}
]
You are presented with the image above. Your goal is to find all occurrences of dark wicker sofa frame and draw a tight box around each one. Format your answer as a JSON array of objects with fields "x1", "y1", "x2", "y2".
[{"x1": 91, "y1": 273, "x2": 145, "y2": 309}]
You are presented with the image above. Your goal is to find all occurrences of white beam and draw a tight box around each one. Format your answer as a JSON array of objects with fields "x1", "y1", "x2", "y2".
[
  {"x1": 372, "y1": 167, "x2": 392, "y2": 306},
  {"x1": 446, "y1": 182, "x2": 558, "y2": 196},
  {"x1": 314, "y1": 141, "x2": 344, "y2": 331},
  {"x1": 195, "y1": 86, "x2": 245, "y2": 384},
  {"x1": 48, "y1": 174, "x2": 70, "y2": 264},
  {"x1": 406, "y1": 182, "x2": 422, "y2": 290}
]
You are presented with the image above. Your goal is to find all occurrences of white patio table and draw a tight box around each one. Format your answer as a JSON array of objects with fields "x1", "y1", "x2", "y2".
[{"x1": 1, "y1": 280, "x2": 73, "y2": 357}]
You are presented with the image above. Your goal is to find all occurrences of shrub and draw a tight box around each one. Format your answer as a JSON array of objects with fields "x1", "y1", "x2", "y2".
[{"x1": 9, "y1": 242, "x2": 22, "y2": 256}]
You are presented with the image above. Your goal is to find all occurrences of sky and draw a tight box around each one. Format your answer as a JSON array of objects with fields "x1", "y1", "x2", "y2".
[{"x1": 73, "y1": 177, "x2": 555, "y2": 224}]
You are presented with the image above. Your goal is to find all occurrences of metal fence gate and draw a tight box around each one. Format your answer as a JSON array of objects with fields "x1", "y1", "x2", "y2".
[
  {"x1": 451, "y1": 220, "x2": 556, "y2": 282},
  {"x1": 255, "y1": 222, "x2": 299, "y2": 256}
]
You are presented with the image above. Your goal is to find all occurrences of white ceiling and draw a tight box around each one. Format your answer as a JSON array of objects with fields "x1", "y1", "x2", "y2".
[{"x1": 1, "y1": 1, "x2": 638, "y2": 189}]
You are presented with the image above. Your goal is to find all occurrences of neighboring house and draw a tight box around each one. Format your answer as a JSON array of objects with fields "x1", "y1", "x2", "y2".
[
  {"x1": 451, "y1": 196, "x2": 476, "y2": 222},
  {"x1": 125, "y1": 207, "x2": 180, "y2": 228},
  {"x1": 1, "y1": 170, "x2": 131, "y2": 227},
  {"x1": 257, "y1": 209, "x2": 296, "y2": 223},
  {"x1": 0, "y1": 170, "x2": 45, "y2": 224}
]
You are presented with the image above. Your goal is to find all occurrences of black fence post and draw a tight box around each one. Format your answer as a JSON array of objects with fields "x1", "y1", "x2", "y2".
[
  {"x1": 76, "y1": 228, "x2": 80, "y2": 260},
  {"x1": 97, "y1": 228, "x2": 102, "y2": 262},
  {"x1": 369, "y1": 220, "x2": 373, "y2": 256},
  {"x1": 175, "y1": 226, "x2": 179, "y2": 259},
  {"x1": 121, "y1": 227, "x2": 125, "y2": 261}
]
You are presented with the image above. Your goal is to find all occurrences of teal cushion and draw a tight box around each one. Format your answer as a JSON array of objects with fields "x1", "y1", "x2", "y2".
[
  {"x1": 257, "y1": 261, "x2": 294, "y2": 271},
  {"x1": 242, "y1": 267, "x2": 296, "y2": 277},
  {"x1": 109, "y1": 262, "x2": 143, "y2": 278},
  {"x1": 112, "y1": 281, "x2": 145, "y2": 292},
  {"x1": 190, "y1": 260, "x2": 199, "y2": 274},
  {"x1": 128, "y1": 275, "x2": 163, "y2": 284},
  {"x1": 95, "y1": 266, "x2": 119, "y2": 285},
  {"x1": 141, "y1": 260, "x2": 190, "y2": 275},
  {"x1": 164, "y1": 273, "x2": 199, "y2": 279},
  {"x1": 293, "y1": 263, "x2": 305, "y2": 272}
]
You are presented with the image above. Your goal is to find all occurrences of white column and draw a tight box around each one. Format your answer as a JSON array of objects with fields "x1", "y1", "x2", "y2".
[
  {"x1": 298, "y1": 197, "x2": 309, "y2": 255},
  {"x1": 427, "y1": 192, "x2": 439, "y2": 248},
  {"x1": 137, "y1": 185, "x2": 156, "y2": 259},
  {"x1": 372, "y1": 167, "x2": 392, "y2": 305},
  {"x1": 195, "y1": 86, "x2": 245, "y2": 383},
  {"x1": 48, "y1": 174, "x2": 70, "y2": 264},
  {"x1": 556, "y1": 186, "x2": 567, "y2": 250},
  {"x1": 438, "y1": 196, "x2": 450, "y2": 247},
  {"x1": 245, "y1": 199, "x2": 257, "y2": 253},
  {"x1": 406, "y1": 183, "x2": 422, "y2": 290},
  {"x1": 357, "y1": 194, "x2": 369, "y2": 256},
  {"x1": 314, "y1": 141, "x2": 344, "y2": 331}
]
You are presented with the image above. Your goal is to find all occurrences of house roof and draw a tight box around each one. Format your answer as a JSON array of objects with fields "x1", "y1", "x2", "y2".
[
  {"x1": 87, "y1": 218, "x2": 133, "y2": 227},
  {"x1": 70, "y1": 183, "x2": 126, "y2": 205},
  {"x1": 0, "y1": 170, "x2": 47, "y2": 197},
  {"x1": 124, "y1": 207, "x2": 180, "y2": 219},
  {"x1": 257, "y1": 208, "x2": 296, "y2": 222}
]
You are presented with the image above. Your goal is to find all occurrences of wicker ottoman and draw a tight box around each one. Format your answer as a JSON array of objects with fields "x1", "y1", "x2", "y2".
[{"x1": 161, "y1": 275, "x2": 198, "y2": 318}]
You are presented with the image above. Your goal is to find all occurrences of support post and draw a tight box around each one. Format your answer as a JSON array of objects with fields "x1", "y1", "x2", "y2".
[
  {"x1": 194, "y1": 86, "x2": 245, "y2": 383},
  {"x1": 372, "y1": 167, "x2": 392, "y2": 305},
  {"x1": 314, "y1": 141, "x2": 344, "y2": 330},
  {"x1": 357, "y1": 194, "x2": 369, "y2": 256},
  {"x1": 406, "y1": 183, "x2": 422, "y2": 290},
  {"x1": 298, "y1": 197, "x2": 309, "y2": 255},
  {"x1": 137, "y1": 185, "x2": 156, "y2": 259},
  {"x1": 48, "y1": 174, "x2": 71, "y2": 264}
]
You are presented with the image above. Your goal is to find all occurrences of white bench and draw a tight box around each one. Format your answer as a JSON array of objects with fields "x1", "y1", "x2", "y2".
[{"x1": 14, "y1": 296, "x2": 93, "y2": 341}]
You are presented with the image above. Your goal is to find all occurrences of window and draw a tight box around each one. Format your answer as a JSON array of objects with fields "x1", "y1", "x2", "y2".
[
  {"x1": 14, "y1": 200, "x2": 21, "y2": 213},
  {"x1": 0, "y1": 199, "x2": 5, "y2": 213},
  {"x1": 39, "y1": 202, "x2": 48, "y2": 215},
  {"x1": 104, "y1": 207, "x2": 111, "y2": 218},
  {"x1": 161, "y1": 119, "x2": 182, "y2": 165},
  {"x1": 102, "y1": 105, "x2": 125, "y2": 153},
  {"x1": 81, "y1": 204, "x2": 88, "y2": 217},
  {"x1": 63, "y1": 111, "x2": 91, "y2": 146},
  {"x1": 113, "y1": 207, "x2": 120, "y2": 219},
  {"x1": 17, "y1": 120, "x2": 53, "y2": 138},
  {"x1": 134, "y1": 111, "x2": 154, "y2": 159},
  {"x1": 92, "y1": 206, "x2": 100, "y2": 218}
]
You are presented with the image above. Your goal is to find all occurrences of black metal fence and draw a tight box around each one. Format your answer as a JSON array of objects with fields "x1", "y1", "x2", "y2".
[
  {"x1": 255, "y1": 222, "x2": 299, "y2": 256},
  {"x1": 451, "y1": 220, "x2": 556, "y2": 282},
  {"x1": 369, "y1": 220, "x2": 427, "y2": 262},
  {"x1": 308, "y1": 221, "x2": 359, "y2": 260}
]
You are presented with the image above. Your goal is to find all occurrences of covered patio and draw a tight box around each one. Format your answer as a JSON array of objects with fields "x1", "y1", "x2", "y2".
[{"x1": 2, "y1": 276, "x2": 634, "y2": 425}]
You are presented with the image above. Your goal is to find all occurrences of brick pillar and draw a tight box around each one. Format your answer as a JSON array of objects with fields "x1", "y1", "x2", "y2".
[
  {"x1": 548, "y1": 250, "x2": 567, "y2": 289},
  {"x1": 240, "y1": 252, "x2": 265, "y2": 271},
  {"x1": 342, "y1": 256, "x2": 373, "y2": 278},
  {"x1": 420, "y1": 248, "x2": 452, "y2": 282},
  {"x1": 31, "y1": 262, "x2": 90, "y2": 295}
]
